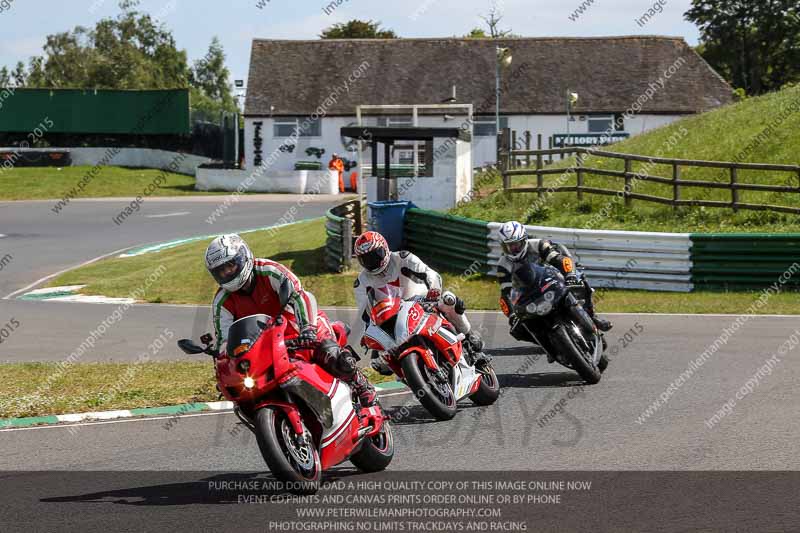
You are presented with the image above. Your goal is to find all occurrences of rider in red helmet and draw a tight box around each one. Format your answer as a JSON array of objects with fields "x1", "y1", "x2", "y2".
[{"x1": 352, "y1": 231, "x2": 489, "y2": 374}]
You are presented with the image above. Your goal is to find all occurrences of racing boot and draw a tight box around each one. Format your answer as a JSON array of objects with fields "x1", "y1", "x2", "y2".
[
  {"x1": 582, "y1": 279, "x2": 613, "y2": 332},
  {"x1": 352, "y1": 370, "x2": 378, "y2": 408},
  {"x1": 370, "y1": 350, "x2": 393, "y2": 376},
  {"x1": 465, "y1": 330, "x2": 492, "y2": 367},
  {"x1": 591, "y1": 315, "x2": 613, "y2": 332}
]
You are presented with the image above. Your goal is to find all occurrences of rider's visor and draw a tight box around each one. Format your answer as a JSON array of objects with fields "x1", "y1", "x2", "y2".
[
  {"x1": 501, "y1": 239, "x2": 526, "y2": 257},
  {"x1": 210, "y1": 248, "x2": 247, "y2": 285},
  {"x1": 357, "y1": 247, "x2": 387, "y2": 272}
]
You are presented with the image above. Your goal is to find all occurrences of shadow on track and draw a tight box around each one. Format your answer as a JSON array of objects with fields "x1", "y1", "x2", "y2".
[
  {"x1": 498, "y1": 371, "x2": 583, "y2": 390},
  {"x1": 39, "y1": 468, "x2": 368, "y2": 506}
]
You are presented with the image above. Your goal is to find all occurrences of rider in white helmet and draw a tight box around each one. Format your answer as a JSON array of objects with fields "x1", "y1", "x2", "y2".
[
  {"x1": 496, "y1": 221, "x2": 612, "y2": 337},
  {"x1": 206, "y1": 234, "x2": 377, "y2": 406}
]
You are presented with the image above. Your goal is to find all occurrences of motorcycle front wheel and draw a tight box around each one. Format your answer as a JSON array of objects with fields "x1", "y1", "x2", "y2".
[
  {"x1": 469, "y1": 363, "x2": 500, "y2": 406},
  {"x1": 254, "y1": 407, "x2": 321, "y2": 494},
  {"x1": 550, "y1": 325, "x2": 602, "y2": 385},
  {"x1": 401, "y1": 351, "x2": 457, "y2": 421},
  {"x1": 350, "y1": 419, "x2": 394, "y2": 472}
]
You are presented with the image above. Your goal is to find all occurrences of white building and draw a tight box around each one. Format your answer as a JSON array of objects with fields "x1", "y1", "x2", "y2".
[{"x1": 242, "y1": 36, "x2": 733, "y2": 173}]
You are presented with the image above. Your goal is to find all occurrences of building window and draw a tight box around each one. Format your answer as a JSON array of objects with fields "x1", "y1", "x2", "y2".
[
  {"x1": 474, "y1": 116, "x2": 508, "y2": 136},
  {"x1": 588, "y1": 115, "x2": 614, "y2": 133},
  {"x1": 273, "y1": 117, "x2": 321, "y2": 138}
]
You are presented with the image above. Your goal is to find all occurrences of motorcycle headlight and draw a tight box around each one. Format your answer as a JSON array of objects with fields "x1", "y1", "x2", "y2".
[
  {"x1": 243, "y1": 376, "x2": 255, "y2": 389},
  {"x1": 525, "y1": 302, "x2": 538, "y2": 314},
  {"x1": 534, "y1": 300, "x2": 553, "y2": 315}
]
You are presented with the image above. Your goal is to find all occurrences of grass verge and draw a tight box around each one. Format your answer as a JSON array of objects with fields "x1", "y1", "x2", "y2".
[
  {"x1": 0, "y1": 362, "x2": 395, "y2": 419},
  {"x1": 47, "y1": 218, "x2": 800, "y2": 315},
  {"x1": 452, "y1": 85, "x2": 800, "y2": 233},
  {"x1": 0, "y1": 165, "x2": 223, "y2": 200}
]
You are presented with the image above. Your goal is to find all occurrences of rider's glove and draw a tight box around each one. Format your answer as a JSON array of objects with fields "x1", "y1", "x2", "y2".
[
  {"x1": 565, "y1": 272, "x2": 581, "y2": 286},
  {"x1": 297, "y1": 325, "x2": 318, "y2": 349},
  {"x1": 425, "y1": 288, "x2": 441, "y2": 302}
]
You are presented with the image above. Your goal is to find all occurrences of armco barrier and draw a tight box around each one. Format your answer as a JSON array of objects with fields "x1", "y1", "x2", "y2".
[
  {"x1": 404, "y1": 209, "x2": 491, "y2": 273},
  {"x1": 691, "y1": 234, "x2": 800, "y2": 289},
  {"x1": 403, "y1": 210, "x2": 800, "y2": 293},
  {"x1": 488, "y1": 223, "x2": 693, "y2": 292},
  {"x1": 324, "y1": 200, "x2": 361, "y2": 272}
]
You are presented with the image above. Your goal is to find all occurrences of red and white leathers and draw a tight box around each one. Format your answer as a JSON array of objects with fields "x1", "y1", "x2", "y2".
[
  {"x1": 211, "y1": 257, "x2": 377, "y2": 405},
  {"x1": 212, "y1": 258, "x2": 328, "y2": 356},
  {"x1": 353, "y1": 250, "x2": 474, "y2": 339}
]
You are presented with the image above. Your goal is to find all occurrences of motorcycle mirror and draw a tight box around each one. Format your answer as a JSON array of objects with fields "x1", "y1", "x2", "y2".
[
  {"x1": 277, "y1": 277, "x2": 293, "y2": 308},
  {"x1": 177, "y1": 339, "x2": 206, "y2": 355}
]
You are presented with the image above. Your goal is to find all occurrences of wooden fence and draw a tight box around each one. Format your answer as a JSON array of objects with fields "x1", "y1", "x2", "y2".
[{"x1": 497, "y1": 130, "x2": 800, "y2": 215}]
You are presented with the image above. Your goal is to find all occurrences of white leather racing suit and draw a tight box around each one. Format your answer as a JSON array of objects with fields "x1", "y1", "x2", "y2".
[{"x1": 353, "y1": 251, "x2": 473, "y2": 341}]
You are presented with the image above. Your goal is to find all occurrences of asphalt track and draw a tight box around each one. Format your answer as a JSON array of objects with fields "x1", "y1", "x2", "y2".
[
  {"x1": 1, "y1": 196, "x2": 798, "y2": 531},
  {"x1": 0, "y1": 195, "x2": 344, "y2": 362}
]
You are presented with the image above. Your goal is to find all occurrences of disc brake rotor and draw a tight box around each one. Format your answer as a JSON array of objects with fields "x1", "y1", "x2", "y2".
[
  {"x1": 281, "y1": 419, "x2": 315, "y2": 471},
  {"x1": 423, "y1": 364, "x2": 454, "y2": 404}
]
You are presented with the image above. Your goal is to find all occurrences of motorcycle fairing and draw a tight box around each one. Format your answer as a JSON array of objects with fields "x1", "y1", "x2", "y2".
[
  {"x1": 319, "y1": 377, "x2": 359, "y2": 468},
  {"x1": 451, "y1": 354, "x2": 481, "y2": 400}
]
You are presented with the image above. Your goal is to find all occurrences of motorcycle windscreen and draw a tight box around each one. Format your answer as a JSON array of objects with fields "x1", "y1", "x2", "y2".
[
  {"x1": 226, "y1": 314, "x2": 271, "y2": 359},
  {"x1": 510, "y1": 260, "x2": 544, "y2": 306}
]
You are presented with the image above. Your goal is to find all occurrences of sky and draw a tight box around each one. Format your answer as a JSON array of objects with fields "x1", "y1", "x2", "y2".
[{"x1": 0, "y1": 0, "x2": 701, "y2": 85}]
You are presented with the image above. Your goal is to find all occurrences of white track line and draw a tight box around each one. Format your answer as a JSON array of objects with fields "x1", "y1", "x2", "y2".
[
  {"x1": 0, "y1": 392, "x2": 411, "y2": 433},
  {"x1": 3, "y1": 246, "x2": 133, "y2": 300},
  {"x1": 145, "y1": 211, "x2": 190, "y2": 218},
  {"x1": 0, "y1": 411, "x2": 231, "y2": 432}
]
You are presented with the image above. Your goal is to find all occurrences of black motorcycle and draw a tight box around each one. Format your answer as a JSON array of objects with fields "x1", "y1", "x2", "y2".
[{"x1": 505, "y1": 259, "x2": 608, "y2": 384}]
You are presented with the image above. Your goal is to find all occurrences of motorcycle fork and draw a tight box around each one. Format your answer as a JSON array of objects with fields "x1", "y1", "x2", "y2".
[{"x1": 254, "y1": 399, "x2": 305, "y2": 436}]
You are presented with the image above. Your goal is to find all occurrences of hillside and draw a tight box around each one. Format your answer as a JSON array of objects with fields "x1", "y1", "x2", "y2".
[{"x1": 452, "y1": 85, "x2": 800, "y2": 232}]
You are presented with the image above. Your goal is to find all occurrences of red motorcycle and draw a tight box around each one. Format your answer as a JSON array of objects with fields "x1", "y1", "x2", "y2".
[
  {"x1": 361, "y1": 294, "x2": 500, "y2": 421},
  {"x1": 178, "y1": 306, "x2": 393, "y2": 494}
]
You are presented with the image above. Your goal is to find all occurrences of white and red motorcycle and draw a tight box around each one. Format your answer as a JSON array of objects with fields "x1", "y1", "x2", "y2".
[{"x1": 361, "y1": 292, "x2": 500, "y2": 420}]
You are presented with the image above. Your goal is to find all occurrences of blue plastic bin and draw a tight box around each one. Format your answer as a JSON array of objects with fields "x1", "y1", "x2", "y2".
[{"x1": 367, "y1": 201, "x2": 416, "y2": 251}]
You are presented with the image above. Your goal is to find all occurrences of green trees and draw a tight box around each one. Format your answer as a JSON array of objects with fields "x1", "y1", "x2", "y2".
[
  {"x1": 4, "y1": 1, "x2": 236, "y2": 119},
  {"x1": 685, "y1": 0, "x2": 800, "y2": 94},
  {"x1": 189, "y1": 37, "x2": 238, "y2": 122},
  {"x1": 320, "y1": 20, "x2": 397, "y2": 39}
]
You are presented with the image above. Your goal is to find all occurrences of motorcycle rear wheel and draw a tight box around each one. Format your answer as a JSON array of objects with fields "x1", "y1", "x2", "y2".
[
  {"x1": 254, "y1": 407, "x2": 321, "y2": 494},
  {"x1": 350, "y1": 420, "x2": 395, "y2": 472},
  {"x1": 551, "y1": 325, "x2": 602, "y2": 385},
  {"x1": 401, "y1": 352, "x2": 457, "y2": 421}
]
